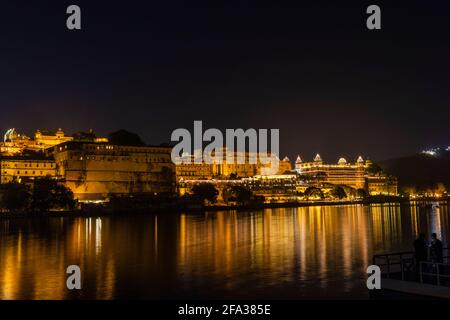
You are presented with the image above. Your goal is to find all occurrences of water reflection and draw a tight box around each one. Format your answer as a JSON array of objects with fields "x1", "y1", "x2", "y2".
[{"x1": 0, "y1": 203, "x2": 448, "y2": 299}]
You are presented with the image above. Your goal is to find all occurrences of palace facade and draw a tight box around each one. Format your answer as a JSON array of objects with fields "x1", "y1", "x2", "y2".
[
  {"x1": 295, "y1": 154, "x2": 398, "y2": 195},
  {"x1": 0, "y1": 127, "x2": 399, "y2": 202},
  {"x1": 0, "y1": 128, "x2": 108, "y2": 155},
  {"x1": 174, "y1": 150, "x2": 292, "y2": 181},
  {"x1": 366, "y1": 174, "x2": 398, "y2": 195},
  {"x1": 0, "y1": 155, "x2": 57, "y2": 184},
  {"x1": 175, "y1": 154, "x2": 214, "y2": 180},
  {"x1": 47, "y1": 141, "x2": 176, "y2": 201},
  {"x1": 295, "y1": 154, "x2": 366, "y2": 189},
  {"x1": 34, "y1": 129, "x2": 74, "y2": 149}
]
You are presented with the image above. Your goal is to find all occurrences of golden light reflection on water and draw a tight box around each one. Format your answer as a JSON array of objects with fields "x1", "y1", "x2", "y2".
[{"x1": 0, "y1": 203, "x2": 448, "y2": 299}]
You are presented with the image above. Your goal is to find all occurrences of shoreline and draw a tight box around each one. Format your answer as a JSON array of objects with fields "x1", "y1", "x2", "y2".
[{"x1": 1, "y1": 196, "x2": 448, "y2": 219}]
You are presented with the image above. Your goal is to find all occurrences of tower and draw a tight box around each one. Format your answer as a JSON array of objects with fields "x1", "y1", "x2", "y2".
[
  {"x1": 295, "y1": 155, "x2": 303, "y2": 173},
  {"x1": 314, "y1": 153, "x2": 323, "y2": 165}
]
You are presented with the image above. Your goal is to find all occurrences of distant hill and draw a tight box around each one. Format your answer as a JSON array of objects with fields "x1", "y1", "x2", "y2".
[{"x1": 378, "y1": 147, "x2": 450, "y2": 192}]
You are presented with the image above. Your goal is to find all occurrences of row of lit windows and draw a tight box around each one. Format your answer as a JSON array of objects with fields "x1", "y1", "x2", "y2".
[
  {"x1": 178, "y1": 166, "x2": 211, "y2": 170},
  {"x1": 180, "y1": 172, "x2": 208, "y2": 176},
  {"x1": 1, "y1": 162, "x2": 55, "y2": 168},
  {"x1": 4, "y1": 170, "x2": 49, "y2": 175},
  {"x1": 301, "y1": 168, "x2": 364, "y2": 173},
  {"x1": 83, "y1": 145, "x2": 114, "y2": 151},
  {"x1": 216, "y1": 164, "x2": 259, "y2": 168},
  {"x1": 18, "y1": 163, "x2": 55, "y2": 168},
  {"x1": 82, "y1": 144, "x2": 169, "y2": 154},
  {"x1": 73, "y1": 155, "x2": 170, "y2": 163},
  {"x1": 326, "y1": 179, "x2": 364, "y2": 182}
]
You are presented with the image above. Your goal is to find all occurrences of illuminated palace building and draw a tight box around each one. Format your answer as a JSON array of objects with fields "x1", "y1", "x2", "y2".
[
  {"x1": 0, "y1": 127, "x2": 397, "y2": 201},
  {"x1": 295, "y1": 154, "x2": 398, "y2": 195},
  {"x1": 47, "y1": 142, "x2": 175, "y2": 201},
  {"x1": 0, "y1": 128, "x2": 175, "y2": 201},
  {"x1": 175, "y1": 149, "x2": 292, "y2": 181},
  {"x1": 0, "y1": 155, "x2": 56, "y2": 184},
  {"x1": 0, "y1": 128, "x2": 69, "y2": 184},
  {"x1": 0, "y1": 128, "x2": 108, "y2": 155}
]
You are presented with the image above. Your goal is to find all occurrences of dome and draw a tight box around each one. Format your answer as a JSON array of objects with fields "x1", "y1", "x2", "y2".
[
  {"x1": 295, "y1": 155, "x2": 302, "y2": 163},
  {"x1": 4, "y1": 128, "x2": 17, "y2": 142},
  {"x1": 338, "y1": 157, "x2": 347, "y2": 165},
  {"x1": 357, "y1": 156, "x2": 364, "y2": 163},
  {"x1": 282, "y1": 156, "x2": 290, "y2": 162},
  {"x1": 314, "y1": 154, "x2": 322, "y2": 162}
]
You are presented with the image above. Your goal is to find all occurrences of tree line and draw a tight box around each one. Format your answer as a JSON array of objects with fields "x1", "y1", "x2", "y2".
[
  {"x1": 186, "y1": 183, "x2": 264, "y2": 206},
  {"x1": 0, "y1": 177, "x2": 75, "y2": 212}
]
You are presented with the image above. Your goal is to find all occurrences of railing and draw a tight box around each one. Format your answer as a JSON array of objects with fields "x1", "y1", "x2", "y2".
[
  {"x1": 373, "y1": 251, "x2": 415, "y2": 280},
  {"x1": 420, "y1": 261, "x2": 450, "y2": 286},
  {"x1": 373, "y1": 247, "x2": 450, "y2": 285}
]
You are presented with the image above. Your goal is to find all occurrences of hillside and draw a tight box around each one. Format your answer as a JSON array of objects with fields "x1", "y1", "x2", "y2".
[{"x1": 378, "y1": 148, "x2": 450, "y2": 192}]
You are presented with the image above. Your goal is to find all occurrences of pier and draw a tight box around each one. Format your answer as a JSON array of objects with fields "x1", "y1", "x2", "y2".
[{"x1": 372, "y1": 248, "x2": 450, "y2": 299}]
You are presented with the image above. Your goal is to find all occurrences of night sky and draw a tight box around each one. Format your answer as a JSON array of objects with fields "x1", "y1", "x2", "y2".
[{"x1": 1, "y1": 0, "x2": 449, "y2": 162}]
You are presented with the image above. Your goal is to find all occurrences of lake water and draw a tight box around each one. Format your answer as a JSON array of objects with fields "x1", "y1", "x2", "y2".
[{"x1": 0, "y1": 203, "x2": 448, "y2": 299}]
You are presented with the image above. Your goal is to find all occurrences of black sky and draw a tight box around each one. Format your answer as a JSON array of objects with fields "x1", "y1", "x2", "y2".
[{"x1": 1, "y1": 0, "x2": 449, "y2": 162}]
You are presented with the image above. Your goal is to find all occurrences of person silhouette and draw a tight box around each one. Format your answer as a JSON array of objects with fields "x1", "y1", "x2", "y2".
[
  {"x1": 430, "y1": 233, "x2": 443, "y2": 264},
  {"x1": 414, "y1": 233, "x2": 428, "y2": 271}
]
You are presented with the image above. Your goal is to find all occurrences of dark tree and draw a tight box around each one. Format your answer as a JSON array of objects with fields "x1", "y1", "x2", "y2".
[
  {"x1": 108, "y1": 129, "x2": 145, "y2": 146},
  {"x1": 305, "y1": 186, "x2": 324, "y2": 199},
  {"x1": 229, "y1": 173, "x2": 238, "y2": 180},
  {"x1": 230, "y1": 185, "x2": 253, "y2": 205},
  {"x1": 32, "y1": 178, "x2": 76, "y2": 212},
  {"x1": 191, "y1": 183, "x2": 219, "y2": 204},
  {"x1": 53, "y1": 184, "x2": 76, "y2": 210},
  {"x1": 331, "y1": 186, "x2": 347, "y2": 199},
  {"x1": 356, "y1": 188, "x2": 367, "y2": 198},
  {"x1": 222, "y1": 186, "x2": 233, "y2": 204},
  {"x1": 0, "y1": 182, "x2": 31, "y2": 211}
]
